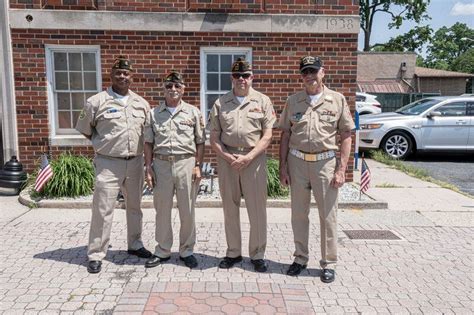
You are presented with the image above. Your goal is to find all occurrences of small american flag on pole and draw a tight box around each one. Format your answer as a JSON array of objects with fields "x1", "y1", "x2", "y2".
[
  {"x1": 360, "y1": 158, "x2": 371, "y2": 193},
  {"x1": 34, "y1": 154, "x2": 53, "y2": 192}
]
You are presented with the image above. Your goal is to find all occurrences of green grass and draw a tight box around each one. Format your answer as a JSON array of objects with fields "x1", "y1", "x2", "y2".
[
  {"x1": 266, "y1": 158, "x2": 289, "y2": 198},
  {"x1": 30, "y1": 153, "x2": 95, "y2": 198},
  {"x1": 366, "y1": 150, "x2": 469, "y2": 196}
]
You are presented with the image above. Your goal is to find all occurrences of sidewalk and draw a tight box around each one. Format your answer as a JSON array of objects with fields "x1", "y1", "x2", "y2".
[{"x1": 0, "y1": 159, "x2": 472, "y2": 314}]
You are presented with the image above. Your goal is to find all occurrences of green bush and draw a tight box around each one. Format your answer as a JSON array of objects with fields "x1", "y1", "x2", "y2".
[
  {"x1": 266, "y1": 158, "x2": 289, "y2": 198},
  {"x1": 31, "y1": 153, "x2": 95, "y2": 198}
]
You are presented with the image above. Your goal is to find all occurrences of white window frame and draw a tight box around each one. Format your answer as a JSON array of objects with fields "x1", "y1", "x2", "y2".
[
  {"x1": 45, "y1": 45, "x2": 102, "y2": 146},
  {"x1": 199, "y1": 47, "x2": 252, "y2": 123}
]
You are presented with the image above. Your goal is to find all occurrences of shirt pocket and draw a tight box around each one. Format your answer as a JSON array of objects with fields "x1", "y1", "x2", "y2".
[
  {"x1": 318, "y1": 114, "x2": 338, "y2": 134},
  {"x1": 220, "y1": 111, "x2": 236, "y2": 131},
  {"x1": 289, "y1": 114, "x2": 309, "y2": 136}
]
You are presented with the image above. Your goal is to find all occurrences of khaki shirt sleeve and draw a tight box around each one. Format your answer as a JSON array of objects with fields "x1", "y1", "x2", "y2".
[
  {"x1": 75, "y1": 101, "x2": 95, "y2": 136},
  {"x1": 144, "y1": 110, "x2": 154, "y2": 143},
  {"x1": 338, "y1": 95, "x2": 356, "y2": 132},
  {"x1": 209, "y1": 101, "x2": 221, "y2": 133},
  {"x1": 194, "y1": 110, "x2": 206, "y2": 144},
  {"x1": 262, "y1": 96, "x2": 277, "y2": 129},
  {"x1": 278, "y1": 100, "x2": 291, "y2": 131}
]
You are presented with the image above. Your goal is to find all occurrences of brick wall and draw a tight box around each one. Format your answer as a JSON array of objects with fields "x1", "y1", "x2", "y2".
[
  {"x1": 10, "y1": 0, "x2": 359, "y2": 14},
  {"x1": 11, "y1": 29, "x2": 357, "y2": 180}
]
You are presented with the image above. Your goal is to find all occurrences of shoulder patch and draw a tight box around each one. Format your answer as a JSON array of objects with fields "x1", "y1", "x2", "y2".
[{"x1": 79, "y1": 109, "x2": 86, "y2": 120}]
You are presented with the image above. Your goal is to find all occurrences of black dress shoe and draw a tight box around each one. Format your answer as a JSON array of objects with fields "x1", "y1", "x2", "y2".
[
  {"x1": 218, "y1": 256, "x2": 243, "y2": 269},
  {"x1": 145, "y1": 255, "x2": 170, "y2": 268},
  {"x1": 87, "y1": 260, "x2": 102, "y2": 274},
  {"x1": 179, "y1": 255, "x2": 198, "y2": 268},
  {"x1": 286, "y1": 262, "x2": 307, "y2": 276},
  {"x1": 251, "y1": 259, "x2": 268, "y2": 273},
  {"x1": 127, "y1": 247, "x2": 152, "y2": 258},
  {"x1": 320, "y1": 268, "x2": 335, "y2": 283}
]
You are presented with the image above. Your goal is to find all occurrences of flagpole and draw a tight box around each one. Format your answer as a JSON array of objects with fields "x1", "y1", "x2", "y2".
[{"x1": 359, "y1": 152, "x2": 364, "y2": 201}]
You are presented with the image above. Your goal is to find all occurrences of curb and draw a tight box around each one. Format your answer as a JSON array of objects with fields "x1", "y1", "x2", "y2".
[{"x1": 19, "y1": 190, "x2": 388, "y2": 209}]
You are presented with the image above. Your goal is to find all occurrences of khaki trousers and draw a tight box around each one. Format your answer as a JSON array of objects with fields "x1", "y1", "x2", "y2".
[
  {"x1": 88, "y1": 155, "x2": 145, "y2": 261},
  {"x1": 217, "y1": 152, "x2": 267, "y2": 260},
  {"x1": 288, "y1": 154, "x2": 338, "y2": 268},
  {"x1": 152, "y1": 156, "x2": 197, "y2": 258}
]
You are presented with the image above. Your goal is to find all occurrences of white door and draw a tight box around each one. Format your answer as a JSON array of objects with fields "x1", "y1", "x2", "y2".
[{"x1": 421, "y1": 102, "x2": 469, "y2": 150}]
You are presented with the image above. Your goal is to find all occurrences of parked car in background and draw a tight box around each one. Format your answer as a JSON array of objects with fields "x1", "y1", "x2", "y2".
[
  {"x1": 358, "y1": 96, "x2": 474, "y2": 159},
  {"x1": 356, "y1": 92, "x2": 382, "y2": 115}
]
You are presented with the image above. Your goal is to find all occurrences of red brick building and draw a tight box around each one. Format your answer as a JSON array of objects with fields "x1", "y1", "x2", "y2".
[{"x1": 1, "y1": 0, "x2": 359, "y2": 181}]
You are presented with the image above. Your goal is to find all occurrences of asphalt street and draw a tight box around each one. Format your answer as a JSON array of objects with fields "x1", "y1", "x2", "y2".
[{"x1": 403, "y1": 152, "x2": 474, "y2": 196}]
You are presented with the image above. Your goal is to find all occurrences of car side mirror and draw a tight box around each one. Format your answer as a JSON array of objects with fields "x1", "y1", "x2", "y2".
[{"x1": 427, "y1": 111, "x2": 441, "y2": 119}]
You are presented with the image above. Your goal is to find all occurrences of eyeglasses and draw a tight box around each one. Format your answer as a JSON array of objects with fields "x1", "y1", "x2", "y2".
[
  {"x1": 301, "y1": 68, "x2": 319, "y2": 76},
  {"x1": 165, "y1": 83, "x2": 183, "y2": 89},
  {"x1": 232, "y1": 73, "x2": 252, "y2": 80}
]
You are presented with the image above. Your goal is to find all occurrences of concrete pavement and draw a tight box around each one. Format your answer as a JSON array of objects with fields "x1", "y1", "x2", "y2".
[{"x1": 0, "y1": 159, "x2": 472, "y2": 314}]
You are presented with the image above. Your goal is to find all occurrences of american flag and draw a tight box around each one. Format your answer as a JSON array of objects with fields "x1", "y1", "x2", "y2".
[
  {"x1": 360, "y1": 158, "x2": 371, "y2": 193},
  {"x1": 34, "y1": 154, "x2": 53, "y2": 192}
]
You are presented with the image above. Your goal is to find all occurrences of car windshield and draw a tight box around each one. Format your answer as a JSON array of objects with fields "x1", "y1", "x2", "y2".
[{"x1": 396, "y1": 99, "x2": 441, "y2": 115}]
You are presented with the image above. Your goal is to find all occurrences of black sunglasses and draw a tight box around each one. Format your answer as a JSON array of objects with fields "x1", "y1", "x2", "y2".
[
  {"x1": 301, "y1": 68, "x2": 319, "y2": 76},
  {"x1": 232, "y1": 73, "x2": 252, "y2": 79},
  {"x1": 165, "y1": 83, "x2": 183, "y2": 89}
]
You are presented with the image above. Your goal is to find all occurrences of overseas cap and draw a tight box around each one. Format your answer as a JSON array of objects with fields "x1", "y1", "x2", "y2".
[
  {"x1": 164, "y1": 70, "x2": 185, "y2": 85},
  {"x1": 300, "y1": 56, "x2": 322, "y2": 72},
  {"x1": 231, "y1": 57, "x2": 252, "y2": 73},
  {"x1": 112, "y1": 55, "x2": 133, "y2": 71}
]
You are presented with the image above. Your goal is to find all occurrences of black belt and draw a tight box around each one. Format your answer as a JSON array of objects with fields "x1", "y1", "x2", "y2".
[{"x1": 226, "y1": 146, "x2": 254, "y2": 153}]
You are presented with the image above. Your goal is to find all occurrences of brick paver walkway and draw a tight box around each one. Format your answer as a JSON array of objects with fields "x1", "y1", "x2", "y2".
[{"x1": 1, "y1": 219, "x2": 472, "y2": 314}]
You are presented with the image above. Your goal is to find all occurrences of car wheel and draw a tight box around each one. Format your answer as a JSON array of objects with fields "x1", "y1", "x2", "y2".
[{"x1": 381, "y1": 131, "x2": 413, "y2": 159}]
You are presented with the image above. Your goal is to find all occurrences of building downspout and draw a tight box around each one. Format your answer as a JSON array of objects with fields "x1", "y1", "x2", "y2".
[{"x1": 0, "y1": 1, "x2": 19, "y2": 164}]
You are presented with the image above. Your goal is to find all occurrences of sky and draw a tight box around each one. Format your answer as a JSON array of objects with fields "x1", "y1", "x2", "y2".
[{"x1": 358, "y1": 0, "x2": 474, "y2": 53}]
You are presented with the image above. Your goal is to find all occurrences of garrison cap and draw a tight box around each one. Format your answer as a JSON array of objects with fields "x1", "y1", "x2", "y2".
[
  {"x1": 231, "y1": 57, "x2": 252, "y2": 73},
  {"x1": 164, "y1": 70, "x2": 185, "y2": 85},
  {"x1": 112, "y1": 55, "x2": 133, "y2": 71},
  {"x1": 300, "y1": 56, "x2": 322, "y2": 72}
]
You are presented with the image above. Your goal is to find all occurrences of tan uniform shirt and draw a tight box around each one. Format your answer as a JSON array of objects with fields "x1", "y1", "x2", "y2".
[
  {"x1": 210, "y1": 88, "x2": 276, "y2": 148},
  {"x1": 279, "y1": 86, "x2": 355, "y2": 152},
  {"x1": 76, "y1": 87, "x2": 150, "y2": 157},
  {"x1": 144, "y1": 101, "x2": 206, "y2": 155}
]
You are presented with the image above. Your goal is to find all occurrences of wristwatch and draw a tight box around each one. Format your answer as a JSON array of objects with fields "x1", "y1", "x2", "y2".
[{"x1": 195, "y1": 162, "x2": 201, "y2": 167}]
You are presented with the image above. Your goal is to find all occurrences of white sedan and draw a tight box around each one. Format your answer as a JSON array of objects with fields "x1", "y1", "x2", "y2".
[
  {"x1": 356, "y1": 92, "x2": 382, "y2": 115},
  {"x1": 358, "y1": 96, "x2": 474, "y2": 159}
]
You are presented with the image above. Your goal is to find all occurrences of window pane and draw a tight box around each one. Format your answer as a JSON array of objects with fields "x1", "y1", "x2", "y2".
[
  {"x1": 72, "y1": 110, "x2": 82, "y2": 126},
  {"x1": 85, "y1": 92, "x2": 95, "y2": 101},
  {"x1": 70, "y1": 72, "x2": 83, "y2": 90},
  {"x1": 220, "y1": 74, "x2": 232, "y2": 91},
  {"x1": 71, "y1": 93, "x2": 85, "y2": 110},
  {"x1": 55, "y1": 72, "x2": 69, "y2": 90},
  {"x1": 234, "y1": 54, "x2": 246, "y2": 61},
  {"x1": 69, "y1": 53, "x2": 82, "y2": 71},
  {"x1": 54, "y1": 52, "x2": 67, "y2": 71},
  {"x1": 84, "y1": 72, "x2": 97, "y2": 90},
  {"x1": 58, "y1": 111, "x2": 72, "y2": 128},
  {"x1": 437, "y1": 103, "x2": 466, "y2": 116},
  {"x1": 207, "y1": 54, "x2": 218, "y2": 72},
  {"x1": 207, "y1": 94, "x2": 221, "y2": 113},
  {"x1": 57, "y1": 93, "x2": 70, "y2": 110},
  {"x1": 220, "y1": 55, "x2": 232, "y2": 72},
  {"x1": 207, "y1": 74, "x2": 219, "y2": 91},
  {"x1": 83, "y1": 53, "x2": 96, "y2": 71}
]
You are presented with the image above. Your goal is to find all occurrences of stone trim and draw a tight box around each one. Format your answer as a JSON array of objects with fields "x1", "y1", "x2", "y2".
[{"x1": 9, "y1": 9, "x2": 359, "y2": 34}]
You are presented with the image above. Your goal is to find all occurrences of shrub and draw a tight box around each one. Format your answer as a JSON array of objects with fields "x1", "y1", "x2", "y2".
[
  {"x1": 266, "y1": 158, "x2": 289, "y2": 198},
  {"x1": 31, "y1": 153, "x2": 95, "y2": 198}
]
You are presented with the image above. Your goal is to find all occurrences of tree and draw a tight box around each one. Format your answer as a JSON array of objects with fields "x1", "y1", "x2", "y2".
[
  {"x1": 424, "y1": 23, "x2": 474, "y2": 73},
  {"x1": 451, "y1": 49, "x2": 474, "y2": 74},
  {"x1": 371, "y1": 25, "x2": 432, "y2": 53},
  {"x1": 360, "y1": 0, "x2": 431, "y2": 51}
]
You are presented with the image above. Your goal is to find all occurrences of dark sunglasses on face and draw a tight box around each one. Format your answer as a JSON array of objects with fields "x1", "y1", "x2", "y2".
[
  {"x1": 301, "y1": 68, "x2": 319, "y2": 76},
  {"x1": 232, "y1": 73, "x2": 252, "y2": 80},
  {"x1": 165, "y1": 83, "x2": 183, "y2": 89}
]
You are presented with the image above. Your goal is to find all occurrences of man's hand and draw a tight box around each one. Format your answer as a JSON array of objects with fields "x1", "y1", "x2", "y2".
[
  {"x1": 192, "y1": 166, "x2": 202, "y2": 183},
  {"x1": 279, "y1": 164, "x2": 291, "y2": 187},
  {"x1": 230, "y1": 154, "x2": 252, "y2": 170},
  {"x1": 330, "y1": 169, "x2": 345, "y2": 188},
  {"x1": 145, "y1": 166, "x2": 155, "y2": 188}
]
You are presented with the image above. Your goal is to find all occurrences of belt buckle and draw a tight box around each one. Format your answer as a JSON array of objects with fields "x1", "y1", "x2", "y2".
[
  {"x1": 305, "y1": 154, "x2": 317, "y2": 162},
  {"x1": 167, "y1": 156, "x2": 175, "y2": 162},
  {"x1": 237, "y1": 147, "x2": 245, "y2": 152}
]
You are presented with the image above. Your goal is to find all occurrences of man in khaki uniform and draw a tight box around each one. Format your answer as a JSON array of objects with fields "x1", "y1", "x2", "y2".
[
  {"x1": 144, "y1": 71, "x2": 205, "y2": 269},
  {"x1": 210, "y1": 58, "x2": 276, "y2": 273},
  {"x1": 76, "y1": 56, "x2": 152, "y2": 274},
  {"x1": 279, "y1": 56, "x2": 354, "y2": 283}
]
